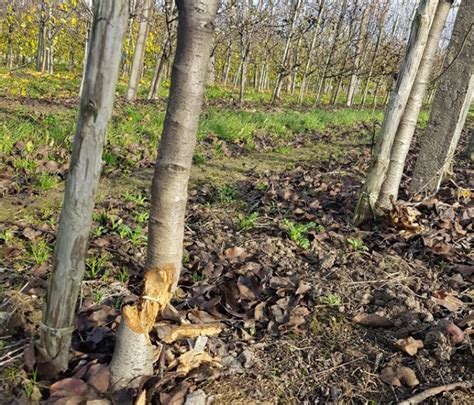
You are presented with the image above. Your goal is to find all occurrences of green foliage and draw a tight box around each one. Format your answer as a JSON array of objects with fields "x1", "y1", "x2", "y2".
[
  {"x1": 29, "y1": 239, "x2": 51, "y2": 264},
  {"x1": 122, "y1": 191, "x2": 146, "y2": 205},
  {"x1": 238, "y1": 212, "x2": 259, "y2": 230},
  {"x1": 215, "y1": 185, "x2": 238, "y2": 204},
  {"x1": 0, "y1": 229, "x2": 14, "y2": 244},
  {"x1": 320, "y1": 293, "x2": 342, "y2": 307},
  {"x1": 85, "y1": 253, "x2": 108, "y2": 280},
  {"x1": 35, "y1": 173, "x2": 59, "y2": 190},
  {"x1": 283, "y1": 220, "x2": 320, "y2": 249},
  {"x1": 346, "y1": 237, "x2": 369, "y2": 252}
]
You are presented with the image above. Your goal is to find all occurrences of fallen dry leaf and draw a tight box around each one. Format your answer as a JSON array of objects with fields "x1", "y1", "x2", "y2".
[
  {"x1": 352, "y1": 313, "x2": 394, "y2": 327},
  {"x1": 380, "y1": 366, "x2": 419, "y2": 387},
  {"x1": 394, "y1": 337, "x2": 424, "y2": 356},
  {"x1": 432, "y1": 290, "x2": 464, "y2": 312},
  {"x1": 439, "y1": 320, "x2": 464, "y2": 344},
  {"x1": 50, "y1": 377, "x2": 89, "y2": 398},
  {"x1": 170, "y1": 349, "x2": 221, "y2": 375},
  {"x1": 224, "y1": 246, "x2": 246, "y2": 259},
  {"x1": 459, "y1": 312, "x2": 474, "y2": 327}
]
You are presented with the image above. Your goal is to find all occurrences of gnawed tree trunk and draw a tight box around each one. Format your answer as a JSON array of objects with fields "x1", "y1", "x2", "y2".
[
  {"x1": 110, "y1": 0, "x2": 219, "y2": 388},
  {"x1": 377, "y1": 0, "x2": 452, "y2": 208},
  {"x1": 38, "y1": 0, "x2": 128, "y2": 374},
  {"x1": 410, "y1": 0, "x2": 474, "y2": 196},
  {"x1": 353, "y1": 0, "x2": 439, "y2": 225},
  {"x1": 126, "y1": 0, "x2": 154, "y2": 101}
]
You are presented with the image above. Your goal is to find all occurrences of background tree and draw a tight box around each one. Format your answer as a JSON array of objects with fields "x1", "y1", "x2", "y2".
[
  {"x1": 126, "y1": 0, "x2": 154, "y2": 101},
  {"x1": 377, "y1": 0, "x2": 453, "y2": 208},
  {"x1": 410, "y1": 0, "x2": 474, "y2": 196},
  {"x1": 353, "y1": 0, "x2": 439, "y2": 225}
]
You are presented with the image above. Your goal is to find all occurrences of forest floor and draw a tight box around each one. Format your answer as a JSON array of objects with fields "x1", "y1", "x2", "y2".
[{"x1": 0, "y1": 71, "x2": 473, "y2": 404}]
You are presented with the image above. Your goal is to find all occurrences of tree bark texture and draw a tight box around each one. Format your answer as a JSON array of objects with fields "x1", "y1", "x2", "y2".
[
  {"x1": 410, "y1": 0, "x2": 474, "y2": 196},
  {"x1": 39, "y1": 0, "x2": 128, "y2": 374},
  {"x1": 378, "y1": 0, "x2": 452, "y2": 208},
  {"x1": 126, "y1": 0, "x2": 154, "y2": 101},
  {"x1": 353, "y1": 0, "x2": 439, "y2": 225},
  {"x1": 110, "y1": 0, "x2": 219, "y2": 388}
]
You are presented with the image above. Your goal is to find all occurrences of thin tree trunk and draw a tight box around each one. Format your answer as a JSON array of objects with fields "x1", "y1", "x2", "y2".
[
  {"x1": 36, "y1": 2, "x2": 47, "y2": 72},
  {"x1": 346, "y1": 3, "x2": 369, "y2": 107},
  {"x1": 298, "y1": 0, "x2": 325, "y2": 104},
  {"x1": 378, "y1": 0, "x2": 451, "y2": 208},
  {"x1": 148, "y1": 49, "x2": 168, "y2": 100},
  {"x1": 270, "y1": 0, "x2": 303, "y2": 104},
  {"x1": 353, "y1": 0, "x2": 439, "y2": 225},
  {"x1": 110, "y1": 0, "x2": 219, "y2": 388},
  {"x1": 126, "y1": 0, "x2": 154, "y2": 101},
  {"x1": 38, "y1": 0, "x2": 128, "y2": 374},
  {"x1": 410, "y1": 0, "x2": 474, "y2": 196},
  {"x1": 79, "y1": 18, "x2": 92, "y2": 98}
]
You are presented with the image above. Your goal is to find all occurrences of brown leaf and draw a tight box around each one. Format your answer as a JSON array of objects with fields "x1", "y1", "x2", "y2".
[
  {"x1": 352, "y1": 313, "x2": 394, "y2": 327},
  {"x1": 394, "y1": 337, "x2": 424, "y2": 356},
  {"x1": 432, "y1": 290, "x2": 464, "y2": 312},
  {"x1": 459, "y1": 312, "x2": 474, "y2": 327},
  {"x1": 23, "y1": 227, "x2": 41, "y2": 241},
  {"x1": 253, "y1": 302, "x2": 266, "y2": 321},
  {"x1": 439, "y1": 320, "x2": 464, "y2": 344},
  {"x1": 23, "y1": 340, "x2": 36, "y2": 372},
  {"x1": 44, "y1": 160, "x2": 60, "y2": 173},
  {"x1": 380, "y1": 366, "x2": 419, "y2": 387},
  {"x1": 159, "y1": 382, "x2": 189, "y2": 405},
  {"x1": 50, "y1": 378, "x2": 89, "y2": 398},
  {"x1": 170, "y1": 349, "x2": 221, "y2": 375},
  {"x1": 224, "y1": 246, "x2": 246, "y2": 259},
  {"x1": 85, "y1": 364, "x2": 110, "y2": 393},
  {"x1": 237, "y1": 275, "x2": 259, "y2": 301}
]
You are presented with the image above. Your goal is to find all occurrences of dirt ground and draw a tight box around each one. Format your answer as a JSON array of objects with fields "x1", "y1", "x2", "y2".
[{"x1": 0, "y1": 118, "x2": 473, "y2": 404}]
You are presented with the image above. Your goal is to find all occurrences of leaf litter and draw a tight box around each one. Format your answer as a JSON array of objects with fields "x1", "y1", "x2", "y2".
[{"x1": 0, "y1": 124, "x2": 472, "y2": 403}]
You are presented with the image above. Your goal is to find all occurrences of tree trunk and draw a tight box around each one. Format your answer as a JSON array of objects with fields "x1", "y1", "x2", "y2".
[
  {"x1": 110, "y1": 0, "x2": 219, "y2": 388},
  {"x1": 346, "y1": 3, "x2": 369, "y2": 107},
  {"x1": 298, "y1": 0, "x2": 325, "y2": 104},
  {"x1": 410, "y1": 0, "x2": 474, "y2": 196},
  {"x1": 36, "y1": 2, "x2": 47, "y2": 72},
  {"x1": 353, "y1": 0, "x2": 439, "y2": 225},
  {"x1": 79, "y1": 18, "x2": 92, "y2": 98},
  {"x1": 126, "y1": 0, "x2": 153, "y2": 101},
  {"x1": 378, "y1": 0, "x2": 451, "y2": 208},
  {"x1": 38, "y1": 0, "x2": 128, "y2": 375},
  {"x1": 270, "y1": 0, "x2": 303, "y2": 104}
]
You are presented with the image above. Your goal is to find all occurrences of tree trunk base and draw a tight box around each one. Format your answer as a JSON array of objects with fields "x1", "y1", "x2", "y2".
[{"x1": 109, "y1": 307, "x2": 157, "y2": 389}]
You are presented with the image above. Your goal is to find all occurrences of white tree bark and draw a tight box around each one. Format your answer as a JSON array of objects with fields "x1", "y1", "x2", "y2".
[
  {"x1": 353, "y1": 0, "x2": 439, "y2": 225},
  {"x1": 126, "y1": 0, "x2": 154, "y2": 101},
  {"x1": 410, "y1": 0, "x2": 474, "y2": 196},
  {"x1": 377, "y1": 0, "x2": 452, "y2": 208},
  {"x1": 38, "y1": 0, "x2": 128, "y2": 374},
  {"x1": 110, "y1": 0, "x2": 219, "y2": 388}
]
